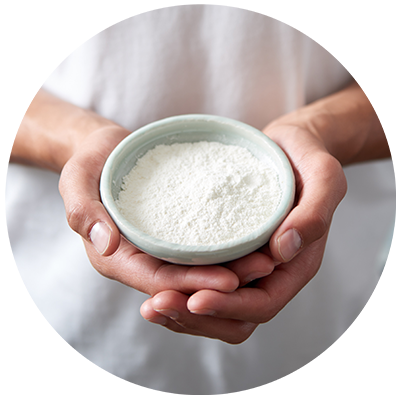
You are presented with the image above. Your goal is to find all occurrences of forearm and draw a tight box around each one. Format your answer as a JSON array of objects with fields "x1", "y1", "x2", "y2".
[
  {"x1": 11, "y1": 89, "x2": 124, "y2": 173},
  {"x1": 267, "y1": 81, "x2": 390, "y2": 165}
]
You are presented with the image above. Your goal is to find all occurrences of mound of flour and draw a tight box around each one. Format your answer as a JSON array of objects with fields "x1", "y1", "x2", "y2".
[{"x1": 116, "y1": 141, "x2": 282, "y2": 246}]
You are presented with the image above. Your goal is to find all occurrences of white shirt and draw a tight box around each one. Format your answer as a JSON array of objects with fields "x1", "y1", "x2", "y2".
[{"x1": 6, "y1": 5, "x2": 395, "y2": 394}]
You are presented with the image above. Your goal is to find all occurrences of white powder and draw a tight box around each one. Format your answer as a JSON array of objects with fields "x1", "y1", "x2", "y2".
[{"x1": 116, "y1": 141, "x2": 282, "y2": 246}]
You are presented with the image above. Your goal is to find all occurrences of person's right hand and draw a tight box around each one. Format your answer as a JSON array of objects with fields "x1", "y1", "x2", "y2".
[{"x1": 58, "y1": 125, "x2": 240, "y2": 312}]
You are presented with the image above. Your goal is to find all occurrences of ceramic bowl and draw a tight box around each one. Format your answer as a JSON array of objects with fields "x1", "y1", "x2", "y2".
[{"x1": 100, "y1": 114, "x2": 295, "y2": 265}]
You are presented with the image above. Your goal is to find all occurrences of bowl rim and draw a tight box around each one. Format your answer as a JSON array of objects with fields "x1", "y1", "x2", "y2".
[{"x1": 100, "y1": 114, "x2": 295, "y2": 257}]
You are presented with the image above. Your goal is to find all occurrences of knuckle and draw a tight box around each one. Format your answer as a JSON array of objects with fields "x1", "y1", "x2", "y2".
[
  {"x1": 301, "y1": 154, "x2": 347, "y2": 245},
  {"x1": 153, "y1": 264, "x2": 175, "y2": 291},
  {"x1": 223, "y1": 322, "x2": 257, "y2": 344},
  {"x1": 153, "y1": 264, "x2": 195, "y2": 295},
  {"x1": 65, "y1": 202, "x2": 89, "y2": 237},
  {"x1": 58, "y1": 164, "x2": 68, "y2": 193},
  {"x1": 309, "y1": 209, "x2": 329, "y2": 240},
  {"x1": 321, "y1": 155, "x2": 348, "y2": 201},
  {"x1": 88, "y1": 249, "x2": 120, "y2": 281},
  {"x1": 59, "y1": 162, "x2": 93, "y2": 240},
  {"x1": 253, "y1": 306, "x2": 278, "y2": 325},
  {"x1": 58, "y1": 160, "x2": 76, "y2": 196},
  {"x1": 95, "y1": 264, "x2": 116, "y2": 281},
  {"x1": 336, "y1": 168, "x2": 348, "y2": 200}
]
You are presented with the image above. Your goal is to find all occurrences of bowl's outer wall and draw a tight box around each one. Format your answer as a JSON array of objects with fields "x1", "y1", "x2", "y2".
[{"x1": 100, "y1": 115, "x2": 295, "y2": 265}]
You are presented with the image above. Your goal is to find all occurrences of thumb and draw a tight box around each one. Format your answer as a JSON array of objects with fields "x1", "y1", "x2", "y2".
[
  {"x1": 58, "y1": 128, "x2": 129, "y2": 256},
  {"x1": 59, "y1": 159, "x2": 121, "y2": 256},
  {"x1": 269, "y1": 152, "x2": 347, "y2": 263}
]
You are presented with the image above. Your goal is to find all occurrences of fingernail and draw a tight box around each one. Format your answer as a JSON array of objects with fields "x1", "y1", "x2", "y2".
[
  {"x1": 277, "y1": 228, "x2": 303, "y2": 262},
  {"x1": 244, "y1": 271, "x2": 270, "y2": 284},
  {"x1": 154, "y1": 309, "x2": 179, "y2": 320},
  {"x1": 190, "y1": 309, "x2": 216, "y2": 316},
  {"x1": 89, "y1": 221, "x2": 111, "y2": 255},
  {"x1": 148, "y1": 315, "x2": 168, "y2": 325}
]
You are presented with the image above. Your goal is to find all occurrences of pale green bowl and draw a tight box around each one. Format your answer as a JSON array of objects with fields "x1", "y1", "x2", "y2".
[{"x1": 100, "y1": 114, "x2": 295, "y2": 265}]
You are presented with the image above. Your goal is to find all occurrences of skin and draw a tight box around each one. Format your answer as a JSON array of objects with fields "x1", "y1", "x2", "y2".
[
  {"x1": 11, "y1": 81, "x2": 390, "y2": 344},
  {"x1": 139, "y1": 83, "x2": 390, "y2": 343}
]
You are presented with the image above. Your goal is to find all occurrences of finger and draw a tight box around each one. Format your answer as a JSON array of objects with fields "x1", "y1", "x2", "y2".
[
  {"x1": 188, "y1": 235, "x2": 326, "y2": 322},
  {"x1": 85, "y1": 237, "x2": 239, "y2": 295},
  {"x1": 150, "y1": 261, "x2": 239, "y2": 294},
  {"x1": 188, "y1": 288, "x2": 272, "y2": 324},
  {"x1": 59, "y1": 127, "x2": 129, "y2": 256},
  {"x1": 141, "y1": 290, "x2": 258, "y2": 344},
  {"x1": 224, "y1": 251, "x2": 277, "y2": 286},
  {"x1": 60, "y1": 127, "x2": 239, "y2": 295},
  {"x1": 270, "y1": 150, "x2": 347, "y2": 263},
  {"x1": 60, "y1": 158, "x2": 120, "y2": 256}
]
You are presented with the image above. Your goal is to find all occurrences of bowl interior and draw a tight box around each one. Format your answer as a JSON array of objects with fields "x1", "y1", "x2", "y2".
[
  {"x1": 109, "y1": 116, "x2": 290, "y2": 199},
  {"x1": 101, "y1": 115, "x2": 294, "y2": 264}
]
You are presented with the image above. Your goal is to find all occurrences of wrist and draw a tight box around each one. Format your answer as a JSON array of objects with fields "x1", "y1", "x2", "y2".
[
  {"x1": 63, "y1": 123, "x2": 131, "y2": 169},
  {"x1": 54, "y1": 94, "x2": 129, "y2": 163},
  {"x1": 265, "y1": 81, "x2": 389, "y2": 165},
  {"x1": 267, "y1": 92, "x2": 370, "y2": 165},
  {"x1": 12, "y1": 89, "x2": 129, "y2": 173},
  {"x1": 264, "y1": 107, "x2": 332, "y2": 157}
]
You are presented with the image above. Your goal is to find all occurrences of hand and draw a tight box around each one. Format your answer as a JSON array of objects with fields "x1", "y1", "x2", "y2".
[
  {"x1": 58, "y1": 125, "x2": 242, "y2": 301},
  {"x1": 13, "y1": 90, "x2": 240, "y2": 299},
  {"x1": 140, "y1": 124, "x2": 347, "y2": 343}
]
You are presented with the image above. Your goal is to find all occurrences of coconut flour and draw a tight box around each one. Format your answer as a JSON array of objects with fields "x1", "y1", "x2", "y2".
[{"x1": 116, "y1": 141, "x2": 282, "y2": 246}]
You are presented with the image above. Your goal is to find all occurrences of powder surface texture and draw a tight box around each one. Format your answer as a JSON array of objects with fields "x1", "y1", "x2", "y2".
[{"x1": 116, "y1": 141, "x2": 282, "y2": 246}]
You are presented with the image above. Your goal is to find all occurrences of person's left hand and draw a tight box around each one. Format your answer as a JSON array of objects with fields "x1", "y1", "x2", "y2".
[{"x1": 140, "y1": 123, "x2": 347, "y2": 344}]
